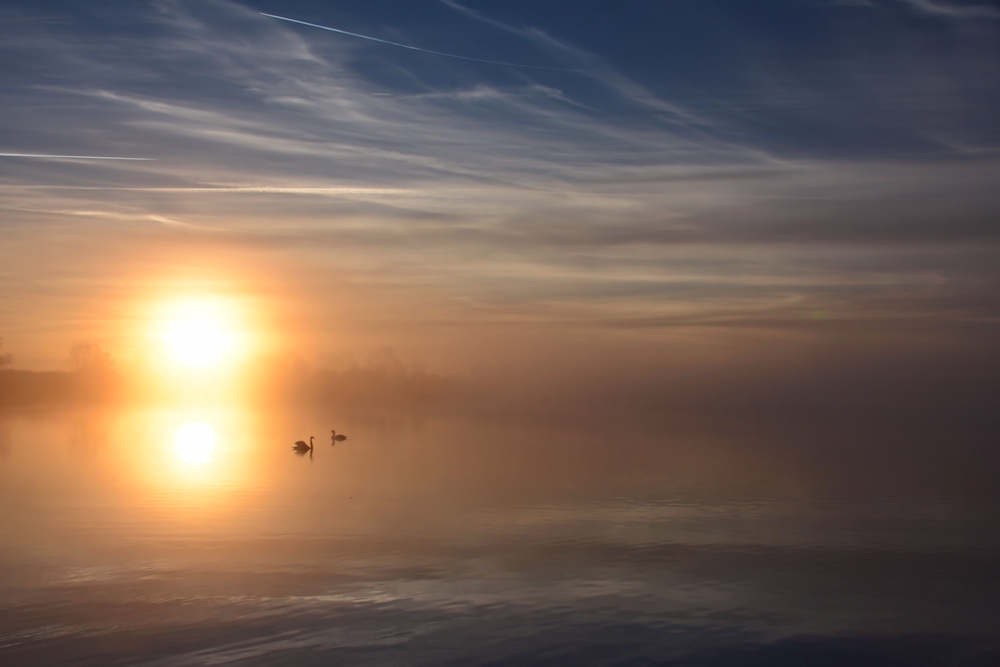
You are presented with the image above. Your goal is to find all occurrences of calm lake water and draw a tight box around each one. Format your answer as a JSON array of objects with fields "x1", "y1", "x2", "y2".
[{"x1": 1, "y1": 406, "x2": 999, "y2": 665}]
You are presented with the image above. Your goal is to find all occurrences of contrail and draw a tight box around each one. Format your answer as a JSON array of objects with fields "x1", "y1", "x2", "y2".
[
  {"x1": 261, "y1": 13, "x2": 576, "y2": 71},
  {"x1": 0, "y1": 153, "x2": 154, "y2": 161}
]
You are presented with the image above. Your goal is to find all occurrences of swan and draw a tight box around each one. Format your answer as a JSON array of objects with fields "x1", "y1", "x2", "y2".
[
  {"x1": 331, "y1": 429, "x2": 347, "y2": 442},
  {"x1": 293, "y1": 436, "x2": 314, "y2": 453}
]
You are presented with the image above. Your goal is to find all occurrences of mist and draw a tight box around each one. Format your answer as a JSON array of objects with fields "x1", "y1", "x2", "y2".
[{"x1": 4, "y1": 3, "x2": 1000, "y2": 663}]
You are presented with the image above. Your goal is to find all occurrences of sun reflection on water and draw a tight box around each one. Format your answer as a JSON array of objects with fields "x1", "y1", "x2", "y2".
[
  {"x1": 174, "y1": 422, "x2": 217, "y2": 465},
  {"x1": 134, "y1": 409, "x2": 259, "y2": 514}
]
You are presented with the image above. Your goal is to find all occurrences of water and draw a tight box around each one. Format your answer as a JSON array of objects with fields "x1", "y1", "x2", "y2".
[{"x1": 1, "y1": 407, "x2": 999, "y2": 665}]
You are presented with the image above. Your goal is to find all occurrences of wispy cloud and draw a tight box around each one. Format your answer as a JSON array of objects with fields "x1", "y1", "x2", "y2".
[
  {"x1": 899, "y1": 0, "x2": 1000, "y2": 18},
  {"x1": 0, "y1": 153, "x2": 154, "y2": 160},
  {"x1": 0, "y1": 0, "x2": 998, "y2": 366},
  {"x1": 259, "y1": 12, "x2": 579, "y2": 71}
]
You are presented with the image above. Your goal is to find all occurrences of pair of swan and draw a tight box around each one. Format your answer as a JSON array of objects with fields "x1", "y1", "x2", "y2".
[{"x1": 292, "y1": 430, "x2": 347, "y2": 453}]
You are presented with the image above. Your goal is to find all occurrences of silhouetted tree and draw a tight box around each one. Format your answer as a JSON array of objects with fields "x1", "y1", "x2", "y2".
[
  {"x1": 70, "y1": 342, "x2": 114, "y2": 375},
  {"x1": 366, "y1": 347, "x2": 406, "y2": 375},
  {"x1": 0, "y1": 338, "x2": 12, "y2": 369}
]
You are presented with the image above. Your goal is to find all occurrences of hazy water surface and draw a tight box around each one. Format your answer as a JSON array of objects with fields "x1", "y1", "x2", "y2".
[{"x1": 1, "y1": 407, "x2": 999, "y2": 665}]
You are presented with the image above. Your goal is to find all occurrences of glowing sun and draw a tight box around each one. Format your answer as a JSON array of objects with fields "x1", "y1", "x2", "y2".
[{"x1": 155, "y1": 297, "x2": 247, "y2": 370}]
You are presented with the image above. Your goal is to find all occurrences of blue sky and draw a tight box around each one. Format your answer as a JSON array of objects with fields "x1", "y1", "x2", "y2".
[{"x1": 0, "y1": 0, "x2": 998, "y2": 371}]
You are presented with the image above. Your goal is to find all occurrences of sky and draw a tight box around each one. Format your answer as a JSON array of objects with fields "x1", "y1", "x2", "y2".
[{"x1": 0, "y1": 0, "x2": 998, "y2": 396}]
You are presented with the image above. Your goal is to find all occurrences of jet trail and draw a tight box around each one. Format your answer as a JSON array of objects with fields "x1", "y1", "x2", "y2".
[
  {"x1": 0, "y1": 153, "x2": 154, "y2": 160},
  {"x1": 261, "y1": 13, "x2": 576, "y2": 71}
]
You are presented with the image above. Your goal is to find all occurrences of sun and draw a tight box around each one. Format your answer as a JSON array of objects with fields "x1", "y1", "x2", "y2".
[
  {"x1": 164, "y1": 313, "x2": 231, "y2": 368},
  {"x1": 154, "y1": 297, "x2": 246, "y2": 370}
]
